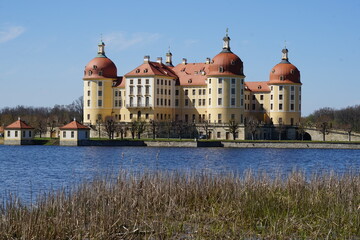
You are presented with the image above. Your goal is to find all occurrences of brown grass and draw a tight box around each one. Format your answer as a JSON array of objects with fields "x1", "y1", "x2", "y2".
[{"x1": 1, "y1": 170, "x2": 359, "y2": 239}]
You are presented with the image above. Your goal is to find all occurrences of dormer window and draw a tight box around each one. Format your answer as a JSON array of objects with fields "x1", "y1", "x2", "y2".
[
  {"x1": 258, "y1": 85, "x2": 262, "y2": 89},
  {"x1": 231, "y1": 60, "x2": 235, "y2": 65},
  {"x1": 136, "y1": 69, "x2": 140, "y2": 73},
  {"x1": 93, "y1": 65, "x2": 97, "y2": 69},
  {"x1": 144, "y1": 69, "x2": 148, "y2": 73},
  {"x1": 219, "y1": 66, "x2": 224, "y2": 73},
  {"x1": 98, "y1": 71, "x2": 103, "y2": 76},
  {"x1": 290, "y1": 69, "x2": 294, "y2": 74},
  {"x1": 188, "y1": 79, "x2": 192, "y2": 83},
  {"x1": 280, "y1": 76, "x2": 284, "y2": 81},
  {"x1": 88, "y1": 70, "x2": 92, "y2": 76}
]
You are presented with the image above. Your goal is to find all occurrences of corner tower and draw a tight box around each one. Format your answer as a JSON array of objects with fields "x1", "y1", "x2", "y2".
[
  {"x1": 207, "y1": 31, "x2": 245, "y2": 124},
  {"x1": 268, "y1": 47, "x2": 302, "y2": 125},
  {"x1": 83, "y1": 41, "x2": 118, "y2": 125}
]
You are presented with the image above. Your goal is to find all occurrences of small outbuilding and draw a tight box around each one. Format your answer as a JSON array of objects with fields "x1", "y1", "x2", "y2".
[
  {"x1": 59, "y1": 120, "x2": 90, "y2": 146},
  {"x1": 4, "y1": 119, "x2": 35, "y2": 145}
]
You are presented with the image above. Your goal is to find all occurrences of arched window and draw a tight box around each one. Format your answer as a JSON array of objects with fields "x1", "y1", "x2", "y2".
[
  {"x1": 136, "y1": 69, "x2": 140, "y2": 73},
  {"x1": 219, "y1": 66, "x2": 224, "y2": 73},
  {"x1": 88, "y1": 70, "x2": 92, "y2": 76}
]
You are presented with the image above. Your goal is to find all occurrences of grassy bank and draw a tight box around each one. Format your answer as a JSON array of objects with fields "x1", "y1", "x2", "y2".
[{"x1": 1, "y1": 171, "x2": 359, "y2": 239}]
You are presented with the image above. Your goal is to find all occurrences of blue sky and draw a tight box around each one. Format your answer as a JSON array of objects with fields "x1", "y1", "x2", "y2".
[{"x1": 0, "y1": 0, "x2": 359, "y2": 116}]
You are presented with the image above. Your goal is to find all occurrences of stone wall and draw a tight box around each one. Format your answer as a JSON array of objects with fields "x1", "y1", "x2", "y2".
[{"x1": 306, "y1": 128, "x2": 360, "y2": 141}]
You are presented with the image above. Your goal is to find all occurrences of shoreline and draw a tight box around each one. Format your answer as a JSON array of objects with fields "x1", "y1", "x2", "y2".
[{"x1": 1, "y1": 138, "x2": 360, "y2": 149}]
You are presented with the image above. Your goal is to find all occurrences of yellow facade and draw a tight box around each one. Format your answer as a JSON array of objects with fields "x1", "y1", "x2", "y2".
[{"x1": 82, "y1": 35, "x2": 302, "y2": 139}]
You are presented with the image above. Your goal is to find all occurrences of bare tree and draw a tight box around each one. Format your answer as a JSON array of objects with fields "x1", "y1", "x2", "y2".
[
  {"x1": 149, "y1": 119, "x2": 158, "y2": 140},
  {"x1": 296, "y1": 121, "x2": 306, "y2": 141},
  {"x1": 316, "y1": 121, "x2": 331, "y2": 141},
  {"x1": 96, "y1": 114, "x2": 102, "y2": 139},
  {"x1": 136, "y1": 119, "x2": 147, "y2": 139},
  {"x1": 246, "y1": 117, "x2": 259, "y2": 140},
  {"x1": 47, "y1": 116, "x2": 58, "y2": 138},
  {"x1": 200, "y1": 120, "x2": 212, "y2": 140},
  {"x1": 276, "y1": 121, "x2": 286, "y2": 140},
  {"x1": 175, "y1": 120, "x2": 185, "y2": 140},
  {"x1": 116, "y1": 122, "x2": 127, "y2": 140},
  {"x1": 37, "y1": 119, "x2": 48, "y2": 138},
  {"x1": 129, "y1": 120, "x2": 137, "y2": 139},
  {"x1": 104, "y1": 116, "x2": 116, "y2": 139},
  {"x1": 227, "y1": 120, "x2": 239, "y2": 140}
]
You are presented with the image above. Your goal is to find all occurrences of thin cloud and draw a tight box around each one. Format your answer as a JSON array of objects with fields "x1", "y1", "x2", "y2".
[
  {"x1": 184, "y1": 39, "x2": 199, "y2": 47},
  {"x1": 0, "y1": 25, "x2": 25, "y2": 43},
  {"x1": 103, "y1": 32, "x2": 160, "y2": 51}
]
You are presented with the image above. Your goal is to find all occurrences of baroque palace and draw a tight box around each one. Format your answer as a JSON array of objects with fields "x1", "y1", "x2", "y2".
[{"x1": 83, "y1": 33, "x2": 302, "y2": 140}]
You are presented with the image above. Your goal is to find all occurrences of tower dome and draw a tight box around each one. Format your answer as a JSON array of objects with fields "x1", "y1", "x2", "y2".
[
  {"x1": 83, "y1": 41, "x2": 117, "y2": 79},
  {"x1": 269, "y1": 47, "x2": 300, "y2": 84},
  {"x1": 208, "y1": 32, "x2": 244, "y2": 76}
]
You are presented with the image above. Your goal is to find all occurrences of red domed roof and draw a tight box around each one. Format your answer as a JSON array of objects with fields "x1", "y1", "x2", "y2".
[
  {"x1": 269, "y1": 62, "x2": 300, "y2": 84},
  {"x1": 83, "y1": 57, "x2": 117, "y2": 79},
  {"x1": 208, "y1": 51, "x2": 244, "y2": 76},
  {"x1": 269, "y1": 48, "x2": 301, "y2": 84}
]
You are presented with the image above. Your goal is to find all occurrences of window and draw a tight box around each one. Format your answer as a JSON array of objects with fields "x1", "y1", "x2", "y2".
[
  {"x1": 185, "y1": 89, "x2": 188, "y2": 95},
  {"x1": 231, "y1": 88, "x2": 235, "y2": 94},
  {"x1": 130, "y1": 80, "x2": 133, "y2": 84},
  {"x1": 146, "y1": 97, "x2": 149, "y2": 106},
  {"x1": 218, "y1": 98, "x2": 222, "y2": 105},
  {"x1": 260, "y1": 95, "x2": 264, "y2": 101},
  {"x1": 161, "y1": 89, "x2": 163, "y2": 94},
  {"x1": 231, "y1": 78, "x2": 236, "y2": 84},
  {"x1": 280, "y1": 76, "x2": 284, "y2": 81},
  {"x1": 161, "y1": 99, "x2": 163, "y2": 106},
  {"x1": 241, "y1": 99, "x2": 243, "y2": 106},
  {"x1": 146, "y1": 79, "x2": 149, "y2": 84},
  {"x1": 175, "y1": 99, "x2": 179, "y2": 106},
  {"x1": 98, "y1": 71, "x2": 103, "y2": 76},
  {"x1": 299, "y1": 104, "x2": 301, "y2": 110},
  {"x1": 218, "y1": 78, "x2": 222, "y2": 84},
  {"x1": 271, "y1": 104, "x2": 273, "y2": 110},
  {"x1": 199, "y1": 89, "x2": 201, "y2": 95},
  {"x1": 185, "y1": 114, "x2": 189, "y2": 122},
  {"x1": 192, "y1": 99, "x2": 195, "y2": 106},
  {"x1": 87, "y1": 81, "x2": 90, "y2": 87},
  {"x1": 198, "y1": 99, "x2": 201, "y2": 106},
  {"x1": 260, "y1": 104, "x2": 263, "y2": 110},
  {"x1": 88, "y1": 70, "x2": 92, "y2": 76},
  {"x1": 192, "y1": 114, "x2": 196, "y2": 122},
  {"x1": 115, "y1": 100, "x2": 118, "y2": 107},
  {"x1": 291, "y1": 104, "x2": 294, "y2": 110},
  {"x1": 193, "y1": 89, "x2": 196, "y2": 95},
  {"x1": 271, "y1": 95, "x2": 273, "y2": 100},
  {"x1": 161, "y1": 80, "x2": 163, "y2": 85},
  {"x1": 203, "y1": 89, "x2": 205, "y2": 95},
  {"x1": 291, "y1": 95, "x2": 294, "y2": 100},
  {"x1": 63, "y1": 131, "x2": 66, "y2": 138},
  {"x1": 231, "y1": 98, "x2": 235, "y2": 106},
  {"x1": 185, "y1": 99, "x2": 189, "y2": 106},
  {"x1": 87, "y1": 90, "x2": 90, "y2": 96},
  {"x1": 279, "y1": 86, "x2": 283, "y2": 91},
  {"x1": 157, "y1": 88, "x2": 159, "y2": 94},
  {"x1": 168, "y1": 99, "x2": 171, "y2": 106},
  {"x1": 98, "y1": 90, "x2": 102, "y2": 96},
  {"x1": 252, "y1": 95, "x2": 256, "y2": 100},
  {"x1": 279, "y1": 95, "x2": 283, "y2": 100},
  {"x1": 176, "y1": 89, "x2": 179, "y2": 95},
  {"x1": 241, "y1": 79, "x2": 244, "y2": 84},
  {"x1": 130, "y1": 114, "x2": 133, "y2": 119},
  {"x1": 252, "y1": 104, "x2": 255, "y2": 110},
  {"x1": 119, "y1": 91, "x2": 122, "y2": 97},
  {"x1": 71, "y1": 131, "x2": 74, "y2": 138},
  {"x1": 291, "y1": 86, "x2": 295, "y2": 91},
  {"x1": 219, "y1": 66, "x2": 224, "y2": 72},
  {"x1": 157, "y1": 79, "x2": 159, "y2": 84},
  {"x1": 98, "y1": 81, "x2": 102, "y2": 86},
  {"x1": 279, "y1": 104, "x2": 283, "y2": 110},
  {"x1": 202, "y1": 99, "x2": 205, "y2": 105},
  {"x1": 130, "y1": 86, "x2": 134, "y2": 95},
  {"x1": 218, "y1": 88, "x2": 222, "y2": 94},
  {"x1": 98, "y1": 100, "x2": 102, "y2": 107},
  {"x1": 22, "y1": 131, "x2": 25, "y2": 137},
  {"x1": 138, "y1": 79, "x2": 141, "y2": 84},
  {"x1": 209, "y1": 79, "x2": 211, "y2": 84},
  {"x1": 165, "y1": 80, "x2": 167, "y2": 86},
  {"x1": 29, "y1": 131, "x2": 32, "y2": 137},
  {"x1": 218, "y1": 114, "x2": 222, "y2": 123},
  {"x1": 145, "y1": 86, "x2": 150, "y2": 94},
  {"x1": 209, "y1": 88, "x2": 211, "y2": 94},
  {"x1": 87, "y1": 100, "x2": 90, "y2": 107}
]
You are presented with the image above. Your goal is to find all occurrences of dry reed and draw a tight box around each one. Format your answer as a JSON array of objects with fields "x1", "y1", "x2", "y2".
[{"x1": 0, "y1": 170, "x2": 359, "y2": 239}]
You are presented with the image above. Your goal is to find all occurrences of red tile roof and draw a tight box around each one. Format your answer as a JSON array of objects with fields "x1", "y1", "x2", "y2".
[
  {"x1": 113, "y1": 77, "x2": 125, "y2": 88},
  {"x1": 125, "y1": 61, "x2": 177, "y2": 78},
  {"x1": 245, "y1": 81, "x2": 271, "y2": 92},
  {"x1": 59, "y1": 120, "x2": 90, "y2": 130},
  {"x1": 172, "y1": 63, "x2": 209, "y2": 86},
  {"x1": 5, "y1": 120, "x2": 34, "y2": 129}
]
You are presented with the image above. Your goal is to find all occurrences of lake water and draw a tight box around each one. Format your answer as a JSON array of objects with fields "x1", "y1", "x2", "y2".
[{"x1": 1, "y1": 145, "x2": 359, "y2": 203}]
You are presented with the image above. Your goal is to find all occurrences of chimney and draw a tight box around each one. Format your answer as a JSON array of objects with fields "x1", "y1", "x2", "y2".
[
  {"x1": 205, "y1": 57, "x2": 211, "y2": 64},
  {"x1": 182, "y1": 58, "x2": 187, "y2": 65},
  {"x1": 144, "y1": 55, "x2": 150, "y2": 63},
  {"x1": 157, "y1": 57, "x2": 162, "y2": 64}
]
